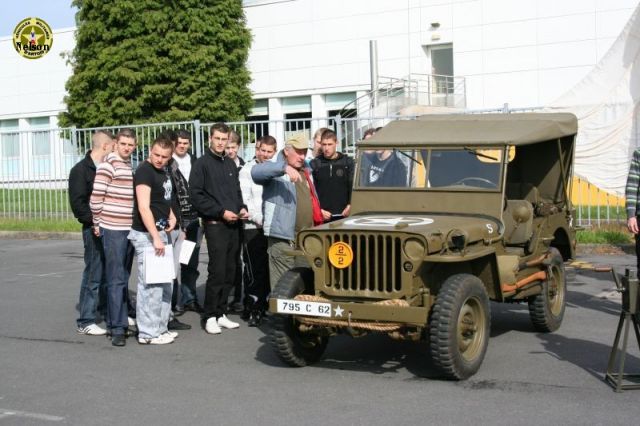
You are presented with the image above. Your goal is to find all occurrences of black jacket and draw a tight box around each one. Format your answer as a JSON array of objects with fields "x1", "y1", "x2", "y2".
[
  {"x1": 310, "y1": 153, "x2": 354, "y2": 215},
  {"x1": 68, "y1": 151, "x2": 96, "y2": 228},
  {"x1": 168, "y1": 155, "x2": 198, "y2": 228},
  {"x1": 189, "y1": 149, "x2": 246, "y2": 222}
]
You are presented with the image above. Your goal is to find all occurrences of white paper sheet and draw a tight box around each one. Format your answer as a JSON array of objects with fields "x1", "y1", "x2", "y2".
[
  {"x1": 179, "y1": 240, "x2": 196, "y2": 265},
  {"x1": 144, "y1": 245, "x2": 175, "y2": 284}
]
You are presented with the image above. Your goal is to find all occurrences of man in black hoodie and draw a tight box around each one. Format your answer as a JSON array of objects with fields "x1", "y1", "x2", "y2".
[
  {"x1": 190, "y1": 122, "x2": 248, "y2": 335},
  {"x1": 310, "y1": 129, "x2": 354, "y2": 222},
  {"x1": 68, "y1": 130, "x2": 114, "y2": 335}
]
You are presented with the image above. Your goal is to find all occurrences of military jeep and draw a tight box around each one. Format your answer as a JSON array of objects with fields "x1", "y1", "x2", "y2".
[{"x1": 268, "y1": 113, "x2": 577, "y2": 379}]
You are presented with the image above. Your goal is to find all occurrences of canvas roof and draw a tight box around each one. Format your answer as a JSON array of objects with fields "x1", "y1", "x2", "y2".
[{"x1": 361, "y1": 113, "x2": 578, "y2": 147}]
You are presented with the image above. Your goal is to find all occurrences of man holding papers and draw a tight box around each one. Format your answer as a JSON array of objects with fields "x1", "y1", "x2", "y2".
[{"x1": 128, "y1": 137, "x2": 178, "y2": 345}]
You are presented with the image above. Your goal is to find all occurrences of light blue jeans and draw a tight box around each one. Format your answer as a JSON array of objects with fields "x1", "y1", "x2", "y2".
[{"x1": 128, "y1": 229, "x2": 172, "y2": 339}]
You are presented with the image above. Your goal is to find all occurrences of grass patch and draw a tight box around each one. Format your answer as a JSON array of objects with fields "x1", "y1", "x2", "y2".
[
  {"x1": 0, "y1": 218, "x2": 80, "y2": 232},
  {"x1": 0, "y1": 188, "x2": 70, "y2": 214},
  {"x1": 576, "y1": 228, "x2": 632, "y2": 244}
]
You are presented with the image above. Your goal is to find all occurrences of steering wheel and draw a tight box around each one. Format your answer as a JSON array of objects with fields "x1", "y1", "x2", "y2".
[{"x1": 453, "y1": 177, "x2": 496, "y2": 188}]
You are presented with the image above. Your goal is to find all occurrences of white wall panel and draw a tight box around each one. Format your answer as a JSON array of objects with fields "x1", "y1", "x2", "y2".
[
  {"x1": 482, "y1": 46, "x2": 538, "y2": 74},
  {"x1": 452, "y1": 26, "x2": 483, "y2": 52},
  {"x1": 482, "y1": 20, "x2": 537, "y2": 50},
  {"x1": 452, "y1": 1, "x2": 482, "y2": 27},
  {"x1": 537, "y1": 14, "x2": 596, "y2": 45},
  {"x1": 538, "y1": 40, "x2": 597, "y2": 69},
  {"x1": 537, "y1": 0, "x2": 596, "y2": 18},
  {"x1": 482, "y1": 71, "x2": 538, "y2": 107},
  {"x1": 482, "y1": 0, "x2": 537, "y2": 24},
  {"x1": 454, "y1": 51, "x2": 484, "y2": 76},
  {"x1": 538, "y1": 66, "x2": 592, "y2": 104},
  {"x1": 596, "y1": 9, "x2": 637, "y2": 38}
]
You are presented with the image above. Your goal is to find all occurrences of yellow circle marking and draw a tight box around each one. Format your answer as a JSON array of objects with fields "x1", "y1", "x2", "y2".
[
  {"x1": 13, "y1": 17, "x2": 53, "y2": 60},
  {"x1": 328, "y1": 242, "x2": 353, "y2": 269}
]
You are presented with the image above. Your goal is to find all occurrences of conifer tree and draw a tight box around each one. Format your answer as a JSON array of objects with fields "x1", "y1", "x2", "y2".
[{"x1": 60, "y1": 0, "x2": 253, "y2": 127}]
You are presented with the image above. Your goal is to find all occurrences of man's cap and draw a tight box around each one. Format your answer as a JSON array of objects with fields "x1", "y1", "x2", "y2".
[{"x1": 285, "y1": 133, "x2": 309, "y2": 150}]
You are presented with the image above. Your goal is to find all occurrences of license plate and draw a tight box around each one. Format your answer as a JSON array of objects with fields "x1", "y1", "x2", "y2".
[{"x1": 276, "y1": 299, "x2": 332, "y2": 317}]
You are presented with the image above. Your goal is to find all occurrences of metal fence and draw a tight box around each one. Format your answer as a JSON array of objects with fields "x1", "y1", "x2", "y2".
[{"x1": 0, "y1": 113, "x2": 627, "y2": 228}]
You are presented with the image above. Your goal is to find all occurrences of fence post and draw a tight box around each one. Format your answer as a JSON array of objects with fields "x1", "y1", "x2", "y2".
[
  {"x1": 193, "y1": 119, "x2": 202, "y2": 158},
  {"x1": 335, "y1": 114, "x2": 343, "y2": 151},
  {"x1": 71, "y1": 126, "x2": 77, "y2": 150}
]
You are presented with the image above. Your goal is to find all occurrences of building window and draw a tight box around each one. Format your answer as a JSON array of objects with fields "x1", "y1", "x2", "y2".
[
  {"x1": 1, "y1": 119, "x2": 20, "y2": 179},
  {"x1": 282, "y1": 96, "x2": 312, "y2": 140},
  {"x1": 29, "y1": 117, "x2": 51, "y2": 177}
]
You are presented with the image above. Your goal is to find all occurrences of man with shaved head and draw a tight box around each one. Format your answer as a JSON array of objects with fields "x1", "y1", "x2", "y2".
[{"x1": 69, "y1": 130, "x2": 114, "y2": 336}]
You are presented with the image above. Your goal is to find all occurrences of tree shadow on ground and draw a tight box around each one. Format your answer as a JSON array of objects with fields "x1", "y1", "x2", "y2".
[{"x1": 535, "y1": 329, "x2": 640, "y2": 383}]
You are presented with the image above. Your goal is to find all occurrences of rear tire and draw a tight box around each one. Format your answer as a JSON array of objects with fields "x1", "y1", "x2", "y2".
[
  {"x1": 269, "y1": 268, "x2": 328, "y2": 367},
  {"x1": 429, "y1": 274, "x2": 491, "y2": 380},
  {"x1": 528, "y1": 248, "x2": 566, "y2": 332}
]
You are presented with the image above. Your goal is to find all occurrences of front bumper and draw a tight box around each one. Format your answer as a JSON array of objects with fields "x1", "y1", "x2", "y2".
[{"x1": 268, "y1": 298, "x2": 429, "y2": 326}]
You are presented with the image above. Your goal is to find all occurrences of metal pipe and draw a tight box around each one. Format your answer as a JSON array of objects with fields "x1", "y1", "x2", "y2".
[{"x1": 369, "y1": 40, "x2": 378, "y2": 108}]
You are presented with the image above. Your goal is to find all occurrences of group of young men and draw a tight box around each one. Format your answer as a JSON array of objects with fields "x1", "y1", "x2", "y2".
[{"x1": 69, "y1": 122, "x2": 357, "y2": 346}]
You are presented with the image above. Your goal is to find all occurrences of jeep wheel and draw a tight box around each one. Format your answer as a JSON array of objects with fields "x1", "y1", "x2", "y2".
[
  {"x1": 528, "y1": 248, "x2": 566, "y2": 332},
  {"x1": 429, "y1": 274, "x2": 491, "y2": 380},
  {"x1": 269, "y1": 268, "x2": 328, "y2": 367}
]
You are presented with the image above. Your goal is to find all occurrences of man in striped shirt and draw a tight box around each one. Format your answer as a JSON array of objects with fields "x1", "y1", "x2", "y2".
[
  {"x1": 90, "y1": 129, "x2": 137, "y2": 347},
  {"x1": 626, "y1": 148, "x2": 640, "y2": 269}
]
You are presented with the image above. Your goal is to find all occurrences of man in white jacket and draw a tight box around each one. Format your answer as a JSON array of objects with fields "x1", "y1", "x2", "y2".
[{"x1": 238, "y1": 135, "x2": 277, "y2": 326}]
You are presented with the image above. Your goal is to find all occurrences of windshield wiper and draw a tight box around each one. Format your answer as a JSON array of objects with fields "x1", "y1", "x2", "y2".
[
  {"x1": 393, "y1": 149, "x2": 422, "y2": 165},
  {"x1": 464, "y1": 147, "x2": 498, "y2": 161}
]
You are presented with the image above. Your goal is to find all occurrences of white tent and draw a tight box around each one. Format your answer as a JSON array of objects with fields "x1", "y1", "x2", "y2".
[{"x1": 546, "y1": 3, "x2": 640, "y2": 196}]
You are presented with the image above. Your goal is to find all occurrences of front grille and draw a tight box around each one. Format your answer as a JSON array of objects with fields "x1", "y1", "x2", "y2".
[{"x1": 324, "y1": 233, "x2": 403, "y2": 294}]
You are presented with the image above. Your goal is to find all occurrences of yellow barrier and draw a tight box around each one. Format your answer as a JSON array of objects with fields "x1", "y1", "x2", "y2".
[{"x1": 571, "y1": 176, "x2": 625, "y2": 207}]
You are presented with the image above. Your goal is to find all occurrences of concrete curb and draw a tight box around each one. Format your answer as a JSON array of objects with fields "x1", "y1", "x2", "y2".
[{"x1": 0, "y1": 231, "x2": 82, "y2": 240}]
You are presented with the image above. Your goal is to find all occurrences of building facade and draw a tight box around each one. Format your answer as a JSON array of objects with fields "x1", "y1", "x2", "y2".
[{"x1": 0, "y1": 0, "x2": 638, "y2": 183}]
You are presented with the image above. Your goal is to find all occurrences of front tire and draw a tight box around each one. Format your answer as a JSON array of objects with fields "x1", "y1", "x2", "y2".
[
  {"x1": 528, "y1": 248, "x2": 566, "y2": 332},
  {"x1": 429, "y1": 274, "x2": 491, "y2": 380},
  {"x1": 269, "y1": 268, "x2": 328, "y2": 367}
]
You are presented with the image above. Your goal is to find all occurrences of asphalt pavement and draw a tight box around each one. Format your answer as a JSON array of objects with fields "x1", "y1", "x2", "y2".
[{"x1": 1, "y1": 239, "x2": 640, "y2": 425}]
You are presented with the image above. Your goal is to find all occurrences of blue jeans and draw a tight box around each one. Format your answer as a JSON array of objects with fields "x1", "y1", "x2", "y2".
[
  {"x1": 76, "y1": 227, "x2": 106, "y2": 327},
  {"x1": 129, "y1": 230, "x2": 172, "y2": 339},
  {"x1": 102, "y1": 228, "x2": 134, "y2": 336}
]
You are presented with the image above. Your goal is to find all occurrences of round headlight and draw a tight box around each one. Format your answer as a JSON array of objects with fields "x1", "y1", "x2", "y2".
[
  {"x1": 403, "y1": 238, "x2": 425, "y2": 260},
  {"x1": 302, "y1": 235, "x2": 323, "y2": 256}
]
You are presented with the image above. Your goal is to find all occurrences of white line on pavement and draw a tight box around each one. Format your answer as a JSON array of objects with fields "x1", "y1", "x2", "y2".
[{"x1": 0, "y1": 408, "x2": 64, "y2": 422}]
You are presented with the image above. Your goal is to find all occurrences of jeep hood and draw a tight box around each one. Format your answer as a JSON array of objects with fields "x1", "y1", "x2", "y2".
[{"x1": 311, "y1": 214, "x2": 502, "y2": 254}]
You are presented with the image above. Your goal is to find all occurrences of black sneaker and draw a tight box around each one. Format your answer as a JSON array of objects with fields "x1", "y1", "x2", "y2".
[
  {"x1": 183, "y1": 302, "x2": 203, "y2": 314},
  {"x1": 111, "y1": 334, "x2": 126, "y2": 347},
  {"x1": 168, "y1": 318, "x2": 191, "y2": 330},
  {"x1": 248, "y1": 310, "x2": 263, "y2": 327}
]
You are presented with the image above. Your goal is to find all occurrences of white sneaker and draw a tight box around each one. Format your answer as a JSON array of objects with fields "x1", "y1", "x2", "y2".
[
  {"x1": 162, "y1": 330, "x2": 178, "y2": 339},
  {"x1": 205, "y1": 317, "x2": 221, "y2": 334},
  {"x1": 128, "y1": 317, "x2": 137, "y2": 327},
  {"x1": 76, "y1": 323, "x2": 107, "y2": 336},
  {"x1": 217, "y1": 315, "x2": 240, "y2": 329},
  {"x1": 138, "y1": 334, "x2": 175, "y2": 345}
]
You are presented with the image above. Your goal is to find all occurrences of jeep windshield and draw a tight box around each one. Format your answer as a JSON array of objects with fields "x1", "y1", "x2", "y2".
[{"x1": 355, "y1": 147, "x2": 506, "y2": 191}]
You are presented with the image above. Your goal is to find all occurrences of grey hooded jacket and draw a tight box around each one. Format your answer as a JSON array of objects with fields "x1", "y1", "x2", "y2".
[{"x1": 251, "y1": 151, "x2": 311, "y2": 241}]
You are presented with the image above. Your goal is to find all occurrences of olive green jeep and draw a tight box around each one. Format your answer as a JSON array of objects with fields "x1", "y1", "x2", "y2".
[{"x1": 268, "y1": 113, "x2": 577, "y2": 379}]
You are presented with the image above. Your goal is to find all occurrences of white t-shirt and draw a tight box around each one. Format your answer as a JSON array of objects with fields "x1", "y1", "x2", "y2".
[{"x1": 172, "y1": 153, "x2": 192, "y2": 181}]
